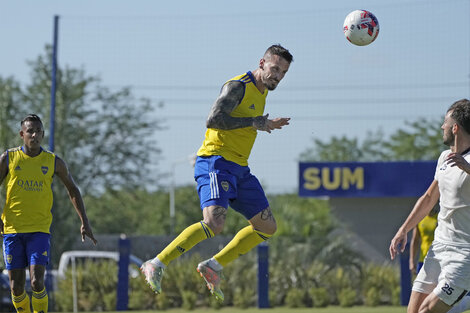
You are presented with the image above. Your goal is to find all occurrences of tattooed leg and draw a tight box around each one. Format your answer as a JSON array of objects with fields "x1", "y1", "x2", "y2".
[
  {"x1": 203, "y1": 205, "x2": 227, "y2": 235},
  {"x1": 249, "y1": 207, "x2": 277, "y2": 235}
]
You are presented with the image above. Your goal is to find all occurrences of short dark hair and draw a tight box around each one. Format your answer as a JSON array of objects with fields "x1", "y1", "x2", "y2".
[
  {"x1": 264, "y1": 44, "x2": 293, "y2": 63},
  {"x1": 448, "y1": 99, "x2": 470, "y2": 134},
  {"x1": 21, "y1": 114, "x2": 43, "y2": 127}
]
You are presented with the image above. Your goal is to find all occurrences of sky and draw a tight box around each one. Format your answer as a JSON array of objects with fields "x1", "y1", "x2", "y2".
[{"x1": 0, "y1": 0, "x2": 469, "y2": 194}]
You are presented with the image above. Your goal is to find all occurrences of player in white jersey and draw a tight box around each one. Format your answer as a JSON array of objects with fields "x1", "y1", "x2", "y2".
[{"x1": 390, "y1": 99, "x2": 470, "y2": 313}]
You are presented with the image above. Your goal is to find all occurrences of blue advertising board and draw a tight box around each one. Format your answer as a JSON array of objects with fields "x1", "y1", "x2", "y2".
[{"x1": 299, "y1": 161, "x2": 436, "y2": 198}]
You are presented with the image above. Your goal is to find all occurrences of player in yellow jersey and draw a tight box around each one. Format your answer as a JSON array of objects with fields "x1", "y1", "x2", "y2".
[
  {"x1": 141, "y1": 44, "x2": 293, "y2": 300},
  {"x1": 0, "y1": 114, "x2": 97, "y2": 313},
  {"x1": 409, "y1": 208, "x2": 438, "y2": 275}
]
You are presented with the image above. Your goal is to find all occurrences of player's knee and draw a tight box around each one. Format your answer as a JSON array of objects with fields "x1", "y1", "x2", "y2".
[
  {"x1": 11, "y1": 283, "x2": 25, "y2": 296},
  {"x1": 204, "y1": 220, "x2": 224, "y2": 235},
  {"x1": 30, "y1": 277, "x2": 45, "y2": 292},
  {"x1": 203, "y1": 214, "x2": 225, "y2": 234},
  {"x1": 417, "y1": 298, "x2": 447, "y2": 313},
  {"x1": 255, "y1": 219, "x2": 277, "y2": 236},
  {"x1": 263, "y1": 219, "x2": 277, "y2": 235},
  {"x1": 417, "y1": 306, "x2": 431, "y2": 313},
  {"x1": 203, "y1": 205, "x2": 227, "y2": 235},
  {"x1": 271, "y1": 221, "x2": 278, "y2": 235}
]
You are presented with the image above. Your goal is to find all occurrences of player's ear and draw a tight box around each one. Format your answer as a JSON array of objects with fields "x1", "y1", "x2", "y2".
[
  {"x1": 452, "y1": 123, "x2": 459, "y2": 134},
  {"x1": 259, "y1": 58, "x2": 265, "y2": 69}
]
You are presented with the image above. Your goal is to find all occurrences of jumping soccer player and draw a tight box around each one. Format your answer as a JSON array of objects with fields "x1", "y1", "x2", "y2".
[{"x1": 141, "y1": 44, "x2": 293, "y2": 300}]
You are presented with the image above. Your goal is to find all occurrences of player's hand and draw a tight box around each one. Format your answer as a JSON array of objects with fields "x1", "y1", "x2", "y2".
[
  {"x1": 446, "y1": 152, "x2": 470, "y2": 173},
  {"x1": 269, "y1": 117, "x2": 290, "y2": 130},
  {"x1": 389, "y1": 229, "x2": 407, "y2": 260},
  {"x1": 409, "y1": 261, "x2": 416, "y2": 274},
  {"x1": 81, "y1": 222, "x2": 98, "y2": 245},
  {"x1": 253, "y1": 114, "x2": 290, "y2": 133}
]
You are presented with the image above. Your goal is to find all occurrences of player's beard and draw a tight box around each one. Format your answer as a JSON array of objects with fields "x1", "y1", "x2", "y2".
[
  {"x1": 443, "y1": 127, "x2": 455, "y2": 147},
  {"x1": 264, "y1": 78, "x2": 279, "y2": 91}
]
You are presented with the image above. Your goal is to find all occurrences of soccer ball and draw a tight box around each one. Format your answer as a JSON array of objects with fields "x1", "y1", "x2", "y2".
[{"x1": 343, "y1": 10, "x2": 379, "y2": 46}]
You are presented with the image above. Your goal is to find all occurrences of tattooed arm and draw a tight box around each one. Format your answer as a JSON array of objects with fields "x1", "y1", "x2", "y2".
[
  {"x1": 206, "y1": 81, "x2": 291, "y2": 132},
  {"x1": 206, "y1": 81, "x2": 269, "y2": 130}
]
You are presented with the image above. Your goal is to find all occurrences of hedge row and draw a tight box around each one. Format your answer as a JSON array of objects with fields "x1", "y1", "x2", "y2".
[{"x1": 54, "y1": 252, "x2": 399, "y2": 311}]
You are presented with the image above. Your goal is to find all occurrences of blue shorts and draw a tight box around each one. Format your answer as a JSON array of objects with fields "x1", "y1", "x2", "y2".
[
  {"x1": 3, "y1": 232, "x2": 51, "y2": 270},
  {"x1": 194, "y1": 155, "x2": 269, "y2": 220}
]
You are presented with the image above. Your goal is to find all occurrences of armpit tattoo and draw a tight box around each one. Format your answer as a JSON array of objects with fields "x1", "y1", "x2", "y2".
[
  {"x1": 260, "y1": 208, "x2": 273, "y2": 221},
  {"x1": 206, "y1": 81, "x2": 254, "y2": 130}
]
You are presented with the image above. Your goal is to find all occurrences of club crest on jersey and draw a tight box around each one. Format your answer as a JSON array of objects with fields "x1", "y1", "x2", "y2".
[
  {"x1": 7, "y1": 254, "x2": 12, "y2": 264},
  {"x1": 221, "y1": 181, "x2": 229, "y2": 192},
  {"x1": 41, "y1": 166, "x2": 48, "y2": 174}
]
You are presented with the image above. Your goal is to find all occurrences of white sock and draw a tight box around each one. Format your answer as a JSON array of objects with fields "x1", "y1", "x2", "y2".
[
  {"x1": 208, "y1": 257, "x2": 223, "y2": 271},
  {"x1": 449, "y1": 295, "x2": 470, "y2": 313},
  {"x1": 150, "y1": 257, "x2": 166, "y2": 268}
]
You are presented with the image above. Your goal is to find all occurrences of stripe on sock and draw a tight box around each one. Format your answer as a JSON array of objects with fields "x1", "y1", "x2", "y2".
[
  {"x1": 255, "y1": 230, "x2": 271, "y2": 241},
  {"x1": 200, "y1": 221, "x2": 212, "y2": 238},
  {"x1": 13, "y1": 292, "x2": 27, "y2": 303},
  {"x1": 32, "y1": 288, "x2": 47, "y2": 299}
]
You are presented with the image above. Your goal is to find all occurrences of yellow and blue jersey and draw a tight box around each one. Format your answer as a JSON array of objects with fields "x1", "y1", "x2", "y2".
[
  {"x1": 197, "y1": 71, "x2": 268, "y2": 166},
  {"x1": 2, "y1": 146, "x2": 56, "y2": 234},
  {"x1": 417, "y1": 214, "x2": 438, "y2": 262}
]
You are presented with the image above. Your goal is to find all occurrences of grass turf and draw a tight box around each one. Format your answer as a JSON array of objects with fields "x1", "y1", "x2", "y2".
[{"x1": 73, "y1": 306, "x2": 406, "y2": 313}]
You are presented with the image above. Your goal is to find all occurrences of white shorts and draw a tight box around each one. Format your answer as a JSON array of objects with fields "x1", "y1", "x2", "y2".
[{"x1": 413, "y1": 241, "x2": 470, "y2": 306}]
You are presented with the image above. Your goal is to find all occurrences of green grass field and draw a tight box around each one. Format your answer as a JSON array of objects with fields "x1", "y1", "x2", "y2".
[{"x1": 72, "y1": 307, "x2": 406, "y2": 313}]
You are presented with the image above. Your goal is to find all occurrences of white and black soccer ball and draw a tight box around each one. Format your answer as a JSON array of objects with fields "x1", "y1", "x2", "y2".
[{"x1": 343, "y1": 10, "x2": 379, "y2": 46}]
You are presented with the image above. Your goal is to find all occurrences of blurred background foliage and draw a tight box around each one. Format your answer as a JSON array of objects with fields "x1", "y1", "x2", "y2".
[{"x1": 0, "y1": 47, "x2": 445, "y2": 264}]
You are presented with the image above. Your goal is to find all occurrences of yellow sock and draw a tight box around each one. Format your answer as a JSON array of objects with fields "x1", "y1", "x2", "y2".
[
  {"x1": 32, "y1": 288, "x2": 48, "y2": 313},
  {"x1": 12, "y1": 291, "x2": 31, "y2": 313},
  {"x1": 214, "y1": 225, "x2": 272, "y2": 267},
  {"x1": 157, "y1": 221, "x2": 214, "y2": 265}
]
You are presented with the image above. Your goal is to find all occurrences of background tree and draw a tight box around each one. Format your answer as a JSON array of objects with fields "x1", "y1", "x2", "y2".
[
  {"x1": 0, "y1": 77, "x2": 26, "y2": 150},
  {"x1": 300, "y1": 118, "x2": 445, "y2": 162},
  {"x1": 384, "y1": 119, "x2": 444, "y2": 160},
  {"x1": 0, "y1": 77, "x2": 27, "y2": 207},
  {"x1": 23, "y1": 47, "x2": 162, "y2": 193},
  {"x1": 85, "y1": 186, "x2": 200, "y2": 235},
  {"x1": 86, "y1": 185, "x2": 253, "y2": 236},
  {"x1": 299, "y1": 130, "x2": 386, "y2": 162},
  {"x1": 6, "y1": 46, "x2": 163, "y2": 261}
]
